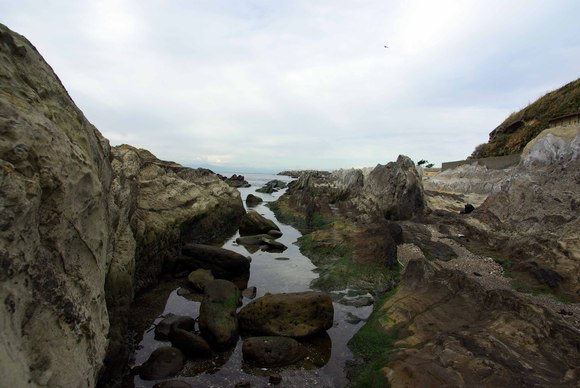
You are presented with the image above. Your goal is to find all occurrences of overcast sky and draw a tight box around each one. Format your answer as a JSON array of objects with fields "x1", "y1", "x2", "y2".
[{"x1": 1, "y1": 1, "x2": 579, "y2": 172}]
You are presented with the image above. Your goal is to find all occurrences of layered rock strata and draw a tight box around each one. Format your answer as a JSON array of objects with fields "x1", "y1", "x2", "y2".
[{"x1": 0, "y1": 23, "x2": 244, "y2": 387}]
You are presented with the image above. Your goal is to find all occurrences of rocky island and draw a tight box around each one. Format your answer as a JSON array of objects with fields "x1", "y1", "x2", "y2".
[{"x1": 1, "y1": 22, "x2": 579, "y2": 388}]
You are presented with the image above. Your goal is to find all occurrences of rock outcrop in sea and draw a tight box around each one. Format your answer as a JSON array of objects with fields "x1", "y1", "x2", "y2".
[{"x1": 0, "y1": 23, "x2": 244, "y2": 387}]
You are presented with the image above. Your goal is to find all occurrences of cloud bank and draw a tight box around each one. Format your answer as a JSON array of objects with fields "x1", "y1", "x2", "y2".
[{"x1": 1, "y1": 0, "x2": 579, "y2": 171}]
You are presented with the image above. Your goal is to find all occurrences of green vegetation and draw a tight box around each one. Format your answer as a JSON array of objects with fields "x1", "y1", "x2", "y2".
[
  {"x1": 297, "y1": 234, "x2": 398, "y2": 292},
  {"x1": 493, "y1": 257, "x2": 569, "y2": 303},
  {"x1": 347, "y1": 289, "x2": 399, "y2": 388},
  {"x1": 470, "y1": 78, "x2": 580, "y2": 158},
  {"x1": 267, "y1": 201, "x2": 333, "y2": 232}
]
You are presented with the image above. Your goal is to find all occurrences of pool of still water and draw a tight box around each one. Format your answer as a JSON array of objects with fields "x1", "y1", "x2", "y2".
[{"x1": 128, "y1": 173, "x2": 373, "y2": 388}]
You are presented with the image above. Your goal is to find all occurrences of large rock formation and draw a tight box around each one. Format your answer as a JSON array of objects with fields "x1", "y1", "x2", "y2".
[
  {"x1": 0, "y1": 23, "x2": 244, "y2": 387},
  {"x1": 357, "y1": 257, "x2": 580, "y2": 387},
  {"x1": 355, "y1": 155, "x2": 425, "y2": 220},
  {"x1": 479, "y1": 126, "x2": 580, "y2": 299}
]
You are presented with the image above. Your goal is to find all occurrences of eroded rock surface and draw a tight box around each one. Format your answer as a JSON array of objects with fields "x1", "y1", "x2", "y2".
[
  {"x1": 238, "y1": 292, "x2": 334, "y2": 337},
  {"x1": 0, "y1": 23, "x2": 245, "y2": 387},
  {"x1": 0, "y1": 23, "x2": 116, "y2": 387},
  {"x1": 372, "y1": 258, "x2": 580, "y2": 387}
]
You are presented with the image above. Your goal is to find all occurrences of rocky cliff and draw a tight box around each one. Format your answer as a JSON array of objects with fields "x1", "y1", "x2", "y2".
[
  {"x1": 471, "y1": 78, "x2": 579, "y2": 158},
  {"x1": 0, "y1": 23, "x2": 244, "y2": 387}
]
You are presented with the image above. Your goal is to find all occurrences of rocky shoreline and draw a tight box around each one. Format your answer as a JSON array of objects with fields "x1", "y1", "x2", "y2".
[
  {"x1": 1, "y1": 21, "x2": 579, "y2": 388},
  {"x1": 272, "y1": 126, "x2": 579, "y2": 386}
]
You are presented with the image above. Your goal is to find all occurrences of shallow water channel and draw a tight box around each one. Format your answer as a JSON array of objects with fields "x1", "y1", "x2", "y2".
[{"x1": 127, "y1": 173, "x2": 372, "y2": 387}]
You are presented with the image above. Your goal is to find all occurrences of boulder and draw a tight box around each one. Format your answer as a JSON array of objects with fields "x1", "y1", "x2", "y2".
[
  {"x1": 357, "y1": 155, "x2": 425, "y2": 220},
  {"x1": 187, "y1": 269, "x2": 214, "y2": 292},
  {"x1": 138, "y1": 347, "x2": 185, "y2": 380},
  {"x1": 460, "y1": 203, "x2": 475, "y2": 214},
  {"x1": 238, "y1": 292, "x2": 334, "y2": 337},
  {"x1": 199, "y1": 280, "x2": 241, "y2": 347},
  {"x1": 220, "y1": 174, "x2": 250, "y2": 188},
  {"x1": 242, "y1": 336, "x2": 307, "y2": 367},
  {"x1": 235, "y1": 235, "x2": 287, "y2": 252},
  {"x1": 239, "y1": 211, "x2": 280, "y2": 236},
  {"x1": 170, "y1": 328, "x2": 211, "y2": 358},
  {"x1": 179, "y1": 244, "x2": 250, "y2": 286},
  {"x1": 256, "y1": 179, "x2": 287, "y2": 194},
  {"x1": 245, "y1": 194, "x2": 263, "y2": 207},
  {"x1": 267, "y1": 229, "x2": 283, "y2": 238},
  {"x1": 154, "y1": 314, "x2": 196, "y2": 341},
  {"x1": 242, "y1": 286, "x2": 257, "y2": 299}
]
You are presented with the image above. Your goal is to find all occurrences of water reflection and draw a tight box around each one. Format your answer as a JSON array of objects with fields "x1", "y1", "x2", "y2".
[{"x1": 129, "y1": 173, "x2": 372, "y2": 388}]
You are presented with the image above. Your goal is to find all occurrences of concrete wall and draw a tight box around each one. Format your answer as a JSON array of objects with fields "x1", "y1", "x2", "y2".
[{"x1": 442, "y1": 153, "x2": 521, "y2": 171}]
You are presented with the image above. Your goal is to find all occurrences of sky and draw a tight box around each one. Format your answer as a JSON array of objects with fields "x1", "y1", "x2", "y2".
[{"x1": 1, "y1": 1, "x2": 579, "y2": 172}]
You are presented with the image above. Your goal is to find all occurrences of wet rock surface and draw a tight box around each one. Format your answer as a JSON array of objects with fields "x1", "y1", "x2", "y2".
[
  {"x1": 138, "y1": 347, "x2": 186, "y2": 380},
  {"x1": 154, "y1": 314, "x2": 197, "y2": 341},
  {"x1": 199, "y1": 279, "x2": 241, "y2": 347},
  {"x1": 178, "y1": 244, "x2": 250, "y2": 288},
  {"x1": 238, "y1": 292, "x2": 334, "y2": 337},
  {"x1": 239, "y1": 211, "x2": 281, "y2": 236},
  {"x1": 245, "y1": 194, "x2": 263, "y2": 207},
  {"x1": 170, "y1": 329, "x2": 211, "y2": 358},
  {"x1": 242, "y1": 336, "x2": 307, "y2": 367}
]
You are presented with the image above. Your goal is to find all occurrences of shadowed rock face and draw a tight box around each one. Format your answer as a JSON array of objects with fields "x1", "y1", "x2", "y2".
[
  {"x1": 356, "y1": 155, "x2": 425, "y2": 220},
  {"x1": 242, "y1": 336, "x2": 307, "y2": 367},
  {"x1": 0, "y1": 23, "x2": 245, "y2": 387},
  {"x1": 239, "y1": 211, "x2": 280, "y2": 236}
]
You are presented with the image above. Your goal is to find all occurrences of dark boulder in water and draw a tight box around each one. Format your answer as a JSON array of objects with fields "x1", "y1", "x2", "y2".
[
  {"x1": 139, "y1": 347, "x2": 185, "y2": 380},
  {"x1": 242, "y1": 336, "x2": 306, "y2": 367},
  {"x1": 239, "y1": 211, "x2": 280, "y2": 236},
  {"x1": 199, "y1": 279, "x2": 241, "y2": 347}
]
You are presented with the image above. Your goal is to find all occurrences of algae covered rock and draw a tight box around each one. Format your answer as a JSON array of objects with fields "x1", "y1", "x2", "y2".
[
  {"x1": 238, "y1": 292, "x2": 334, "y2": 337},
  {"x1": 187, "y1": 269, "x2": 214, "y2": 292},
  {"x1": 242, "y1": 336, "x2": 307, "y2": 367},
  {"x1": 199, "y1": 279, "x2": 241, "y2": 347}
]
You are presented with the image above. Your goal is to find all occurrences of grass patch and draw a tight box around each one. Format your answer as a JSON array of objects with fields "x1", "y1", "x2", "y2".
[{"x1": 347, "y1": 289, "x2": 399, "y2": 387}]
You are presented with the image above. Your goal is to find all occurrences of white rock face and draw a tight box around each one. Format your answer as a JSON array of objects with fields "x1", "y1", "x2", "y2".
[{"x1": 521, "y1": 125, "x2": 580, "y2": 167}]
